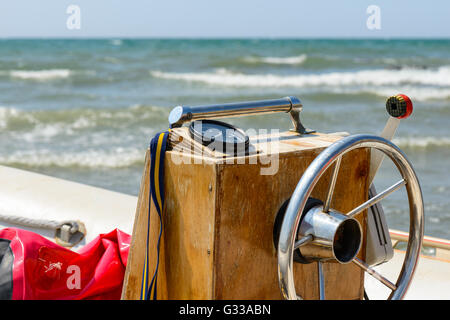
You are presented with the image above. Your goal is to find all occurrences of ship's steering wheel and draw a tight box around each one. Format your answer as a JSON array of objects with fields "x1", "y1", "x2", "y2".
[{"x1": 277, "y1": 134, "x2": 424, "y2": 300}]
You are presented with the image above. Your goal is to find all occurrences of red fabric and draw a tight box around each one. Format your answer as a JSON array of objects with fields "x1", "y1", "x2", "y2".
[{"x1": 0, "y1": 228, "x2": 131, "y2": 300}]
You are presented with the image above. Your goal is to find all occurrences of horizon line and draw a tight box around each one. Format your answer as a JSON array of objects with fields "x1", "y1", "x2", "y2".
[{"x1": 1, "y1": 36, "x2": 449, "y2": 40}]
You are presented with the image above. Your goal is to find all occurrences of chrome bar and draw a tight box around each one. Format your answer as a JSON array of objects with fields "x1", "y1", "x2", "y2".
[
  {"x1": 294, "y1": 234, "x2": 313, "y2": 250},
  {"x1": 168, "y1": 96, "x2": 313, "y2": 134},
  {"x1": 318, "y1": 262, "x2": 325, "y2": 300},
  {"x1": 323, "y1": 156, "x2": 342, "y2": 213},
  {"x1": 390, "y1": 229, "x2": 450, "y2": 251},
  {"x1": 353, "y1": 258, "x2": 397, "y2": 291},
  {"x1": 347, "y1": 179, "x2": 406, "y2": 218}
]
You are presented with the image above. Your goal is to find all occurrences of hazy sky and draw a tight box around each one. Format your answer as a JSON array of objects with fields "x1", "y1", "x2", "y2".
[{"x1": 0, "y1": 0, "x2": 449, "y2": 38}]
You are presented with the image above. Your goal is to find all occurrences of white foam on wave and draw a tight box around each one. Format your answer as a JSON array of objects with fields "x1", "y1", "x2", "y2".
[
  {"x1": 244, "y1": 54, "x2": 307, "y2": 65},
  {"x1": 18, "y1": 123, "x2": 78, "y2": 142},
  {"x1": 110, "y1": 39, "x2": 123, "y2": 46},
  {"x1": 2, "y1": 136, "x2": 447, "y2": 169},
  {"x1": 330, "y1": 86, "x2": 450, "y2": 101},
  {"x1": 0, "y1": 106, "x2": 20, "y2": 128},
  {"x1": 151, "y1": 66, "x2": 450, "y2": 88},
  {"x1": 9, "y1": 69, "x2": 72, "y2": 80},
  {"x1": 1, "y1": 104, "x2": 167, "y2": 134},
  {"x1": 393, "y1": 137, "x2": 450, "y2": 148},
  {"x1": 0, "y1": 147, "x2": 144, "y2": 168},
  {"x1": 0, "y1": 106, "x2": 40, "y2": 129},
  {"x1": 0, "y1": 106, "x2": 19, "y2": 117},
  {"x1": 0, "y1": 106, "x2": 97, "y2": 138}
]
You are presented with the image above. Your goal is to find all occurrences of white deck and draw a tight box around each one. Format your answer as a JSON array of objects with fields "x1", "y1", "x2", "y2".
[
  {"x1": 0, "y1": 165, "x2": 136, "y2": 249},
  {"x1": 0, "y1": 165, "x2": 448, "y2": 300},
  {"x1": 365, "y1": 249, "x2": 450, "y2": 299}
]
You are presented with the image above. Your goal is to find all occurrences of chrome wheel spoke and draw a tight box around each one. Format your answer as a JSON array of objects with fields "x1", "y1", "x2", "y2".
[
  {"x1": 347, "y1": 179, "x2": 406, "y2": 218},
  {"x1": 294, "y1": 234, "x2": 313, "y2": 250},
  {"x1": 353, "y1": 258, "x2": 397, "y2": 291},
  {"x1": 318, "y1": 261, "x2": 325, "y2": 300},
  {"x1": 323, "y1": 156, "x2": 342, "y2": 213}
]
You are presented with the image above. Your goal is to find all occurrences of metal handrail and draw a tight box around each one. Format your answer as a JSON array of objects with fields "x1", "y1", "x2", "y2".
[
  {"x1": 168, "y1": 96, "x2": 313, "y2": 134},
  {"x1": 390, "y1": 229, "x2": 450, "y2": 251}
]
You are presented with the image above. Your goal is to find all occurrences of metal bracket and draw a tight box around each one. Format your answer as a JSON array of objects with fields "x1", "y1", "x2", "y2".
[{"x1": 286, "y1": 96, "x2": 315, "y2": 134}]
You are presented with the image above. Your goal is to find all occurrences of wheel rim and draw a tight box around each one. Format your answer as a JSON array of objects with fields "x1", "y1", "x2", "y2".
[{"x1": 277, "y1": 134, "x2": 424, "y2": 300}]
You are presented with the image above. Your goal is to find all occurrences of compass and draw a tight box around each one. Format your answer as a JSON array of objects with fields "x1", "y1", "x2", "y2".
[{"x1": 189, "y1": 120, "x2": 249, "y2": 155}]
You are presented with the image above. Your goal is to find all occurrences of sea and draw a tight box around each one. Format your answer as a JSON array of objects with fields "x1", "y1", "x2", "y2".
[{"x1": 0, "y1": 39, "x2": 449, "y2": 239}]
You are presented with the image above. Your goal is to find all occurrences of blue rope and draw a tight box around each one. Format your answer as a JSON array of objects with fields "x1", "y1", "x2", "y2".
[{"x1": 140, "y1": 130, "x2": 170, "y2": 300}]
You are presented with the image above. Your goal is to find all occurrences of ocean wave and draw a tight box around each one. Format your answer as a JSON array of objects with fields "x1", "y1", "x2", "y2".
[
  {"x1": 2, "y1": 136, "x2": 448, "y2": 169},
  {"x1": 150, "y1": 66, "x2": 450, "y2": 88},
  {"x1": 0, "y1": 106, "x2": 39, "y2": 129},
  {"x1": 243, "y1": 54, "x2": 307, "y2": 65},
  {"x1": 0, "y1": 106, "x2": 95, "y2": 134},
  {"x1": 0, "y1": 147, "x2": 145, "y2": 168},
  {"x1": 0, "y1": 106, "x2": 20, "y2": 128},
  {"x1": 0, "y1": 104, "x2": 169, "y2": 132},
  {"x1": 393, "y1": 137, "x2": 450, "y2": 149},
  {"x1": 326, "y1": 86, "x2": 450, "y2": 101},
  {"x1": 8, "y1": 69, "x2": 72, "y2": 80},
  {"x1": 110, "y1": 39, "x2": 123, "y2": 46},
  {"x1": 17, "y1": 121, "x2": 91, "y2": 142}
]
